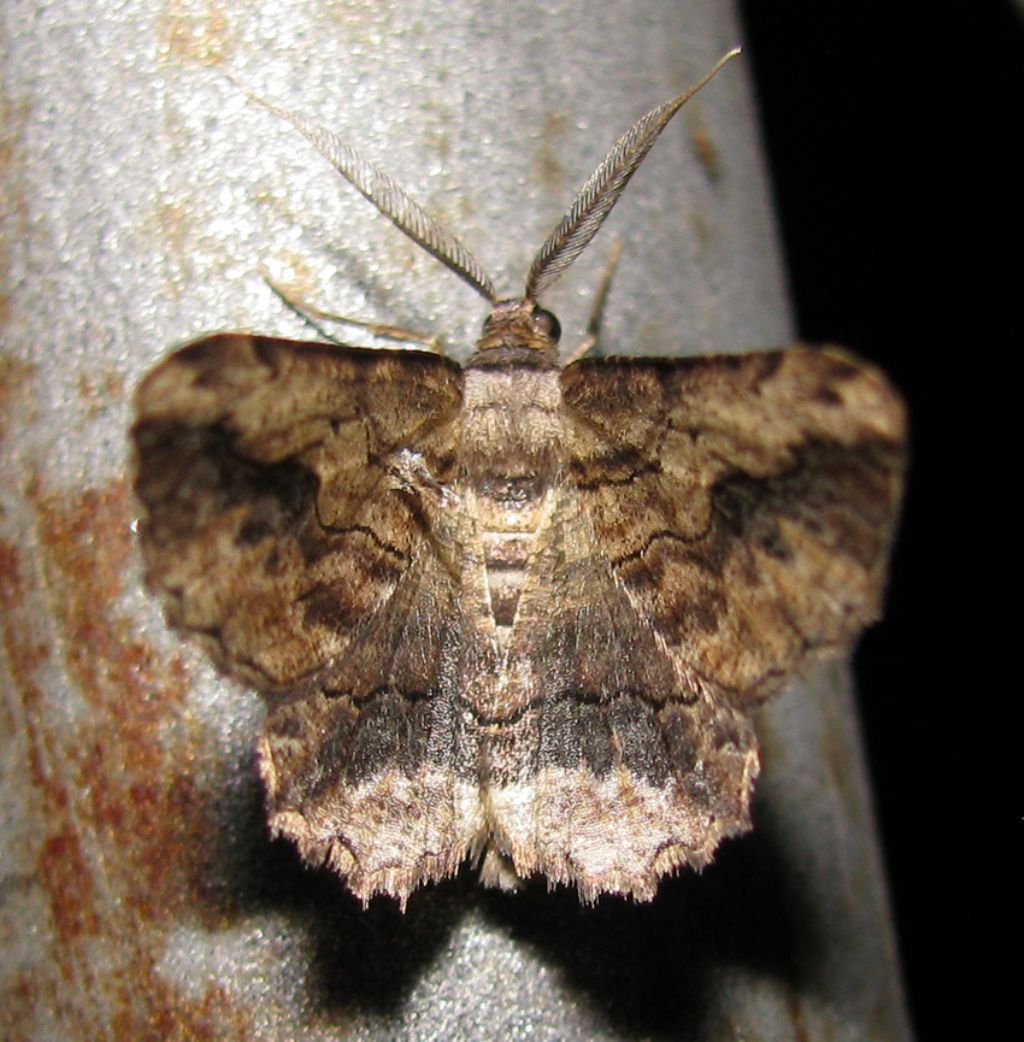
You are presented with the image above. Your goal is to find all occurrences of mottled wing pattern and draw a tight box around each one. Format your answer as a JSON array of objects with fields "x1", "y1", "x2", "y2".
[
  {"x1": 485, "y1": 494, "x2": 759, "y2": 900},
  {"x1": 485, "y1": 347, "x2": 905, "y2": 898},
  {"x1": 133, "y1": 333, "x2": 482, "y2": 901},
  {"x1": 561, "y1": 347, "x2": 906, "y2": 702}
]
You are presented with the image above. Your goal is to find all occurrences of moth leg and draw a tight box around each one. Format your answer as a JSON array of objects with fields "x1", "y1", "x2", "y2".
[
  {"x1": 262, "y1": 271, "x2": 442, "y2": 351},
  {"x1": 562, "y1": 237, "x2": 623, "y2": 365}
]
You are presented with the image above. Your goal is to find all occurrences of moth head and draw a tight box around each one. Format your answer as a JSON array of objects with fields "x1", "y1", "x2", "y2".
[{"x1": 478, "y1": 298, "x2": 562, "y2": 354}]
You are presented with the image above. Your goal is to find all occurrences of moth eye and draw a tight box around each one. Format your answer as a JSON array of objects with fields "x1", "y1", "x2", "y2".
[{"x1": 531, "y1": 306, "x2": 561, "y2": 342}]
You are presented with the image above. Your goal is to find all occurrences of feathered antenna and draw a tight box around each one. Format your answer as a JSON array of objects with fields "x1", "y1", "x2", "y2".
[
  {"x1": 524, "y1": 47, "x2": 741, "y2": 301},
  {"x1": 239, "y1": 84, "x2": 498, "y2": 304}
]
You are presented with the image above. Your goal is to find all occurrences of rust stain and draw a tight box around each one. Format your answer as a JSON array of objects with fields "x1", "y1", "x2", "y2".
[
  {"x1": 0, "y1": 533, "x2": 108, "y2": 1037},
  {"x1": 75, "y1": 368, "x2": 126, "y2": 421},
  {"x1": 34, "y1": 483, "x2": 150, "y2": 699},
  {"x1": 109, "y1": 961, "x2": 252, "y2": 1042},
  {"x1": 1, "y1": 478, "x2": 256, "y2": 1039},
  {"x1": 419, "y1": 99, "x2": 453, "y2": 165},
  {"x1": 144, "y1": 200, "x2": 196, "y2": 298},
  {"x1": 0, "y1": 354, "x2": 37, "y2": 444},
  {"x1": 30, "y1": 480, "x2": 206, "y2": 922},
  {"x1": 688, "y1": 111, "x2": 722, "y2": 182},
  {"x1": 0, "y1": 969, "x2": 56, "y2": 1042},
  {"x1": 0, "y1": 537, "x2": 63, "y2": 819},
  {"x1": 37, "y1": 832, "x2": 102, "y2": 944},
  {"x1": 0, "y1": 539, "x2": 47, "y2": 741},
  {"x1": 0, "y1": 92, "x2": 32, "y2": 328},
  {"x1": 159, "y1": 0, "x2": 232, "y2": 67},
  {"x1": 532, "y1": 110, "x2": 570, "y2": 191},
  {"x1": 687, "y1": 207, "x2": 712, "y2": 251}
]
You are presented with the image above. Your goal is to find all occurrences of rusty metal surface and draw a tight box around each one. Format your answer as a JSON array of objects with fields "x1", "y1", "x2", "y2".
[{"x1": 0, "y1": 1, "x2": 910, "y2": 1039}]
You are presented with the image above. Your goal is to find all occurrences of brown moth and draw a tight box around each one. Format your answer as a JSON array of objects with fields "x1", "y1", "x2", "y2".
[{"x1": 132, "y1": 50, "x2": 905, "y2": 906}]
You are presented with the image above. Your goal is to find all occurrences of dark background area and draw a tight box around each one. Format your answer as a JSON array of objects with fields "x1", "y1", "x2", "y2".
[{"x1": 739, "y1": 1, "x2": 1022, "y2": 1035}]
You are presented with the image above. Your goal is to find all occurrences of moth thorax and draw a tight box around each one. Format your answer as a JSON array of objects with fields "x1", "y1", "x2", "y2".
[{"x1": 458, "y1": 362, "x2": 564, "y2": 647}]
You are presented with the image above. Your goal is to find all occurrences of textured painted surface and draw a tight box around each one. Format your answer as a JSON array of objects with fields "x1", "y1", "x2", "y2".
[{"x1": 0, "y1": 0, "x2": 910, "y2": 1039}]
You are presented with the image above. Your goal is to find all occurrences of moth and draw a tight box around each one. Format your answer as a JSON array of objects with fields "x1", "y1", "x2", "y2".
[{"x1": 133, "y1": 50, "x2": 905, "y2": 906}]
